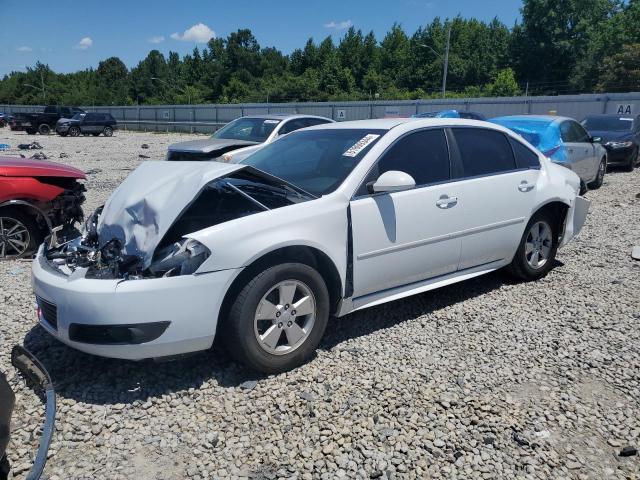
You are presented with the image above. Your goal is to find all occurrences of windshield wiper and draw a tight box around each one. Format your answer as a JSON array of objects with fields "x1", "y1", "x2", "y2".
[{"x1": 244, "y1": 166, "x2": 317, "y2": 200}]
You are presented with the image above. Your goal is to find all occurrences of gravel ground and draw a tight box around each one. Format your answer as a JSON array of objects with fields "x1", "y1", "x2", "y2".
[{"x1": 1, "y1": 127, "x2": 639, "y2": 480}]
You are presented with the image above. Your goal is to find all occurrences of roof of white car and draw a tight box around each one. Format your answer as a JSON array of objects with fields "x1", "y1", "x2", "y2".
[
  {"x1": 304, "y1": 117, "x2": 495, "y2": 131},
  {"x1": 240, "y1": 114, "x2": 332, "y2": 121}
]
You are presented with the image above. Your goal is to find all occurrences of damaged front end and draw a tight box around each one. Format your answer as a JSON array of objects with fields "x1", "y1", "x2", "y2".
[{"x1": 43, "y1": 162, "x2": 312, "y2": 280}]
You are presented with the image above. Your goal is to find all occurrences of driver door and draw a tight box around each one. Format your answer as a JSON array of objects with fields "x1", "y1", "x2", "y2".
[{"x1": 350, "y1": 129, "x2": 462, "y2": 298}]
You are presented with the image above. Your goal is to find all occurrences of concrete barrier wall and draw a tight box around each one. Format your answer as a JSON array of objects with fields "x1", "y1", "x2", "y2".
[{"x1": 2, "y1": 92, "x2": 638, "y2": 134}]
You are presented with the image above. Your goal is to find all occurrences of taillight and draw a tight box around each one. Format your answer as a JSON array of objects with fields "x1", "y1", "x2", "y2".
[{"x1": 542, "y1": 146, "x2": 560, "y2": 157}]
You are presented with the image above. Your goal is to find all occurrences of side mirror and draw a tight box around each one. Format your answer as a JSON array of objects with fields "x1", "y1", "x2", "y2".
[
  {"x1": 368, "y1": 170, "x2": 416, "y2": 194},
  {"x1": 591, "y1": 136, "x2": 602, "y2": 143}
]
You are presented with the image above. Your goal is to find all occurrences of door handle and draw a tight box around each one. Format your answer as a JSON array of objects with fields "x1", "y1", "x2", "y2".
[
  {"x1": 518, "y1": 181, "x2": 535, "y2": 192},
  {"x1": 436, "y1": 195, "x2": 458, "y2": 209}
]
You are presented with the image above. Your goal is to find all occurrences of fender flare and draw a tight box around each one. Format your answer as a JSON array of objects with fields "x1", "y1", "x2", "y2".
[{"x1": 0, "y1": 200, "x2": 53, "y2": 231}]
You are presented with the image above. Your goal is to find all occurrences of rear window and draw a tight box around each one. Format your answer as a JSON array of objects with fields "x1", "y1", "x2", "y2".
[
  {"x1": 451, "y1": 128, "x2": 517, "y2": 178},
  {"x1": 510, "y1": 138, "x2": 540, "y2": 169}
]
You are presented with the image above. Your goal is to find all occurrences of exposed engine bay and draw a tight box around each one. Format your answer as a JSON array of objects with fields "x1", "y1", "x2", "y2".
[
  {"x1": 43, "y1": 165, "x2": 313, "y2": 280},
  {"x1": 38, "y1": 176, "x2": 86, "y2": 235}
]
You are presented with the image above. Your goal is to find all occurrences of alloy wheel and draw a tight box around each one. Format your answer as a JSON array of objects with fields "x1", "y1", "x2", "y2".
[
  {"x1": 0, "y1": 217, "x2": 30, "y2": 258},
  {"x1": 254, "y1": 280, "x2": 316, "y2": 355},
  {"x1": 525, "y1": 221, "x2": 553, "y2": 269}
]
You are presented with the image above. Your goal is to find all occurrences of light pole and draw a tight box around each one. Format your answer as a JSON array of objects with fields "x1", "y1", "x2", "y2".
[
  {"x1": 419, "y1": 24, "x2": 451, "y2": 98},
  {"x1": 151, "y1": 77, "x2": 191, "y2": 104},
  {"x1": 24, "y1": 71, "x2": 47, "y2": 104}
]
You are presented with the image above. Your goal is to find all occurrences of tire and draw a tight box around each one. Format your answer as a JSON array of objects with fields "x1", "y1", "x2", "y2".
[
  {"x1": 69, "y1": 126, "x2": 81, "y2": 137},
  {"x1": 26, "y1": 128, "x2": 36, "y2": 135},
  {"x1": 0, "y1": 207, "x2": 41, "y2": 260},
  {"x1": 588, "y1": 157, "x2": 606, "y2": 189},
  {"x1": 224, "y1": 262, "x2": 330, "y2": 373},
  {"x1": 507, "y1": 210, "x2": 559, "y2": 281},
  {"x1": 38, "y1": 123, "x2": 51, "y2": 135},
  {"x1": 103, "y1": 126, "x2": 113, "y2": 137},
  {"x1": 624, "y1": 148, "x2": 638, "y2": 172}
]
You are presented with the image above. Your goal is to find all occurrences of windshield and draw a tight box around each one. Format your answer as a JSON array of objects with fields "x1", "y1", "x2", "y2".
[
  {"x1": 212, "y1": 117, "x2": 281, "y2": 142},
  {"x1": 582, "y1": 116, "x2": 634, "y2": 131},
  {"x1": 72, "y1": 113, "x2": 85, "y2": 120},
  {"x1": 242, "y1": 128, "x2": 387, "y2": 196}
]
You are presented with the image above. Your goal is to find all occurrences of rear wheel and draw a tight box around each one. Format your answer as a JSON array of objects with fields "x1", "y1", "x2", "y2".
[
  {"x1": 588, "y1": 157, "x2": 606, "y2": 189},
  {"x1": 508, "y1": 210, "x2": 559, "y2": 281},
  {"x1": 224, "y1": 262, "x2": 330, "y2": 373},
  {"x1": 38, "y1": 123, "x2": 51, "y2": 135},
  {"x1": 69, "y1": 126, "x2": 81, "y2": 137},
  {"x1": 0, "y1": 208, "x2": 41, "y2": 260},
  {"x1": 103, "y1": 126, "x2": 113, "y2": 137}
]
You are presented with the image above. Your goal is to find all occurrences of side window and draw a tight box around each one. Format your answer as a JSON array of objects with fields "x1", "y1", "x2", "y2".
[
  {"x1": 510, "y1": 137, "x2": 540, "y2": 169},
  {"x1": 358, "y1": 129, "x2": 450, "y2": 195},
  {"x1": 572, "y1": 122, "x2": 590, "y2": 143},
  {"x1": 279, "y1": 119, "x2": 307, "y2": 135},
  {"x1": 61, "y1": 107, "x2": 71, "y2": 116},
  {"x1": 560, "y1": 121, "x2": 576, "y2": 142},
  {"x1": 451, "y1": 128, "x2": 517, "y2": 178}
]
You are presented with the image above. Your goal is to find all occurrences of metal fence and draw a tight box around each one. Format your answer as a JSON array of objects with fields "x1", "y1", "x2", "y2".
[{"x1": 2, "y1": 92, "x2": 639, "y2": 134}]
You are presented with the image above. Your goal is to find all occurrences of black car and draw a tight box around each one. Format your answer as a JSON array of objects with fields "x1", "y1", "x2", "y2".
[
  {"x1": 11, "y1": 106, "x2": 85, "y2": 134},
  {"x1": 581, "y1": 114, "x2": 640, "y2": 171},
  {"x1": 56, "y1": 112, "x2": 118, "y2": 137}
]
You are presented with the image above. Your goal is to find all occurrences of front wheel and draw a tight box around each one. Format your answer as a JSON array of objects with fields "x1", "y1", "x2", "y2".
[
  {"x1": 508, "y1": 211, "x2": 559, "y2": 281},
  {"x1": 224, "y1": 263, "x2": 330, "y2": 373},
  {"x1": 588, "y1": 157, "x2": 606, "y2": 189},
  {"x1": 69, "y1": 126, "x2": 81, "y2": 137},
  {"x1": 624, "y1": 148, "x2": 638, "y2": 172},
  {"x1": 0, "y1": 208, "x2": 41, "y2": 260}
]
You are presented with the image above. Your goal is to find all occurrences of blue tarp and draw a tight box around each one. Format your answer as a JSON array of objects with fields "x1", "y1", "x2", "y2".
[{"x1": 490, "y1": 116, "x2": 566, "y2": 161}]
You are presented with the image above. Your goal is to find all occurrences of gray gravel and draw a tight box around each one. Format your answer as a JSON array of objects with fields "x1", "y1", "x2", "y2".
[{"x1": 1, "y1": 128, "x2": 639, "y2": 479}]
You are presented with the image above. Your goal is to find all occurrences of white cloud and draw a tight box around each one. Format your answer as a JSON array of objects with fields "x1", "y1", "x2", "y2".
[
  {"x1": 73, "y1": 37, "x2": 93, "y2": 50},
  {"x1": 170, "y1": 23, "x2": 215, "y2": 43},
  {"x1": 148, "y1": 35, "x2": 165, "y2": 44},
  {"x1": 16, "y1": 46, "x2": 32, "y2": 52},
  {"x1": 324, "y1": 20, "x2": 353, "y2": 30}
]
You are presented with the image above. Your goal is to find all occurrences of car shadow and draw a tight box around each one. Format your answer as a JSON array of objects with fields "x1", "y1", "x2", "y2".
[{"x1": 20, "y1": 263, "x2": 564, "y2": 406}]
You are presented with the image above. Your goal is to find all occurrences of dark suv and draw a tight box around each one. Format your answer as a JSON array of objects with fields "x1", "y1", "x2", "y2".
[{"x1": 56, "y1": 112, "x2": 117, "y2": 137}]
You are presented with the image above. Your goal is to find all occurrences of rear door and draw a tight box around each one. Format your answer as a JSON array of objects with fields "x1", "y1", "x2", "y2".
[
  {"x1": 560, "y1": 120, "x2": 592, "y2": 181},
  {"x1": 572, "y1": 121, "x2": 599, "y2": 181},
  {"x1": 82, "y1": 113, "x2": 98, "y2": 133},
  {"x1": 447, "y1": 127, "x2": 540, "y2": 270}
]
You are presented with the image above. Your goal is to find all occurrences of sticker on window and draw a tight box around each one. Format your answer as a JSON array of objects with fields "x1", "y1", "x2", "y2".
[{"x1": 343, "y1": 134, "x2": 380, "y2": 157}]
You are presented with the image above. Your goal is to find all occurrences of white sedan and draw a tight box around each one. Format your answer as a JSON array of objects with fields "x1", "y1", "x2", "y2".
[{"x1": 32, "y1": 119, "x2": 589, "y2": 373}]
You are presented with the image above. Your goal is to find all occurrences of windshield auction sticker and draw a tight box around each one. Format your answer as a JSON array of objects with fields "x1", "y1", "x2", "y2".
[{"x1": 343, "y1": 134, "x2": 380, "y2": 157}]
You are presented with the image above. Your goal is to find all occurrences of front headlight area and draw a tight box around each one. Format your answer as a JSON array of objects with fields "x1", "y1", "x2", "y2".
[
  {"x1": 605, "y1": 141, "x2": 633, "y2": 149},
  {"x1": 148, "y1": 238, "x2": 211, "y2": 277}
]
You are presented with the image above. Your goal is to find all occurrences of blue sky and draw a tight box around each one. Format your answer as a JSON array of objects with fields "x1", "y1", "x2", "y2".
[{"x1": 0, "y1": 0, "x2": 522, "y2": 76}]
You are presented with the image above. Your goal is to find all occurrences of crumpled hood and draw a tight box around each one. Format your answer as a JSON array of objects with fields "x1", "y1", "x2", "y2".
[
  {"x1": 97, "y1": 161, "x2": 245, "y2": 267},
  {"x1": 168, "y1": 138, "x2": 259, "y2": 154}
]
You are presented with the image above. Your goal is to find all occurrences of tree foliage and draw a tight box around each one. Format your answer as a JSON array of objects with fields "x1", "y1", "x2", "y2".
[{"x1": 1, "y1": 1, "x2": 638, "y2": 106}]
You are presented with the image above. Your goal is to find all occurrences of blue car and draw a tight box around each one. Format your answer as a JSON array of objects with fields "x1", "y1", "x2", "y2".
[
  {"x1": 490, "y1": 115, "x2": 608, "y2": 191},
  {"x1": 412, "y1": 109, "x2": 487, "y2": 120}
]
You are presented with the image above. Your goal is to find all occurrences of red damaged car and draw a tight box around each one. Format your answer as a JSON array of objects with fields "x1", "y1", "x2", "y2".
[{"x1": 0, "y1": 157, "x2": 85, "y2": 259}]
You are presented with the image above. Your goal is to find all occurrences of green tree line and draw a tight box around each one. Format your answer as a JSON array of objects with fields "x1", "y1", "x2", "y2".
[{"x1": 1, "y1": 0, "x2": 639, "y2": 106}]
